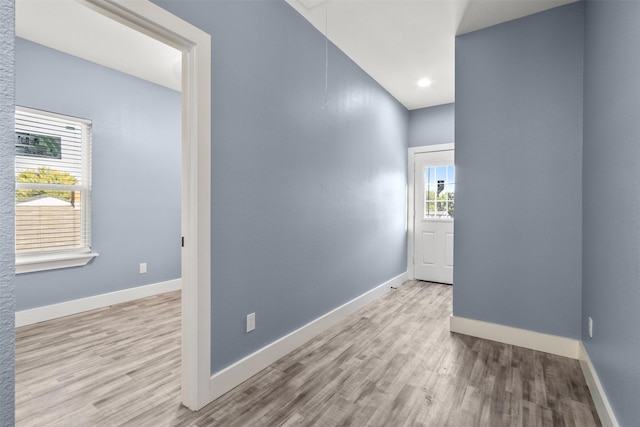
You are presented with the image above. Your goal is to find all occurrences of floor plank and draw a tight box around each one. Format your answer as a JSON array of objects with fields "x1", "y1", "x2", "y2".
[{"x1": 15, "y1": 281, "x2": 601, "y2": 426}]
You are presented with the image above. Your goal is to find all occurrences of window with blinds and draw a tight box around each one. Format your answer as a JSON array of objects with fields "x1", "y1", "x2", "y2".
[{"x1": 15, "y1": 106, "x2": 92, "y2": 257}]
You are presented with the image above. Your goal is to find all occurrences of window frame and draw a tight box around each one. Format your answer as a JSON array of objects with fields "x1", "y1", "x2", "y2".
[
  {"x1": 15, "y1": 106, "x2": 98, "y2": 274},
  {"x1": 423, "y1": 164, "x2": 455, "y2": 219}
]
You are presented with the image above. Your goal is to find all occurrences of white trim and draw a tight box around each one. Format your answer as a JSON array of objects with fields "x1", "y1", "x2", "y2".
[
  {"x1": 208, "y1": 272, "x2": 408, "y2": 402},
  {"x1": 578, "y1": 342, "x2": 620, "y2": 427},
  {"x1": 15, "y1": 279, "x2": 181, "y2": 327},
  {"x1": 81, "y1": 0, "x2": 212, "y2": 411},
  {"x1": 407, "y1": 143, "x2": 455, "y2": 280},
  {"x1": 16, "y1": 251, "x2": 99, "y2": 274},
  {"x1": 449, "y1": 315, "x2": 580, "y2": 359},
  {"x1": 408, "y1": 143, "x2": 455, "y2": 156},
  {"x1": 450, "y1": 316, "x2": 620, "y2": 424}
]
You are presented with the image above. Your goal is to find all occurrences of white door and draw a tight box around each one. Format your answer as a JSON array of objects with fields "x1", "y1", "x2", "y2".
[{"x1": 413, "y1": 150, "x2": 454, "y2": 284}]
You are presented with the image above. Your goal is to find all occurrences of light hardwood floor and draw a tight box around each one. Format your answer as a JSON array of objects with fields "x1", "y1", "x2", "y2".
[{"x1": 15, "y1": 281, "x2": 601, "y2": 426}]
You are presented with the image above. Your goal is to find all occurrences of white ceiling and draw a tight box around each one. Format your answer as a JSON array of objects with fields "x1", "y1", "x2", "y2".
[
  {"x1": 287, "y1": 0, "x2": 575, "y2": 110},
  {"x1": 15, "y1": 0, "x2": 182, "y2": 92},
  {"x1": 16, "y1": 0, "x2": 575, "y2": 109}
]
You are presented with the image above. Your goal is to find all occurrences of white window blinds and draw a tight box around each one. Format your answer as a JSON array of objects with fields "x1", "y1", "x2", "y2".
[{"x1": 15, "y1": 106, "x2": 92, "y2": 256}]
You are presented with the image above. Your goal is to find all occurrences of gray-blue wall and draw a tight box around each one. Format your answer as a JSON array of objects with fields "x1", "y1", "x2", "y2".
[
  {"x1": 15, "y1": 38, "x2": 181, "y2": 310},
  {"x1": 454, "y1": 3, "x2": 584, "y2": 338},
  {"x1": 583, "y1": 1, "x2": 640, "y2": 424},
  {"x1": 408, "y1": 103, "x2": 454, "y2": 147},
  {"x1": 154, "y1": 0, "x2": 409, "y2": 372},
  {"x1": 0, "y1": 0, "x2": 15, "y2": 423}
]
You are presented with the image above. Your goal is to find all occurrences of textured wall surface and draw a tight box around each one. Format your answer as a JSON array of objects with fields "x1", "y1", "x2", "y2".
[
  {"x1": 0, "y1": 0, "x2": 15, "y2": 423},
  {"x1": 154, "y1": 0, "x2": 409, "y2": 372},
  {"x1": 15, "y1": 38, "x2": 181, "y2": 310},
  {"x1": 454, "y1": 3, "x2": 584, "y2": 338},
  {"x1": 408, "y1": 103, "x2": 454, "y2": 147},
  {"x1": 583, "y1": 1, "x2": 640, "y2": 424}
]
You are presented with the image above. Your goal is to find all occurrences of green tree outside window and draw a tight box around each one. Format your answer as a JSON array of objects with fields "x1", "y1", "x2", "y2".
[{"x1": 16, "y1": 167, "x2": 78, "y2": 203}]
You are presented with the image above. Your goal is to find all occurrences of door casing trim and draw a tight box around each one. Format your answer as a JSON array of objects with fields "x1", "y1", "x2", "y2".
[
  {"x1": 407, "y1": 143, "x2": 455, "y2": 280},
  {"x1": 80, "y1": 0, "x2": 212, "y2": 410}
]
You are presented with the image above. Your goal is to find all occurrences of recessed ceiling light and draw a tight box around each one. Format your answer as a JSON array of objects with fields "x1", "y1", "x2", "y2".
[{"x1": 417, "y1": 78, "x2": 432, "y2": 88}]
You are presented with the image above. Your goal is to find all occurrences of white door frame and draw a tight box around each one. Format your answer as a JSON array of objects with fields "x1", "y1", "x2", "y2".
[
  {"x1": 81, "y1": 0, "x2": 212, "y2": 410},
  {"x1": 408, "y1": 143, "x2": 455, "y2": 280}
]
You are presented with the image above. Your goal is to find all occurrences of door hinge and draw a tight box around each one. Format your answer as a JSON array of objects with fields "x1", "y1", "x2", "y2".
[{"x1": 181, "y1": 236, "x2": 184, "y2": 247}]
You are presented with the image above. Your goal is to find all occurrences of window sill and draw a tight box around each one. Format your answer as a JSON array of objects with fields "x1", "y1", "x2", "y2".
[{"x1": 16, "y1": 252, "x2": 99, "y2": 274}]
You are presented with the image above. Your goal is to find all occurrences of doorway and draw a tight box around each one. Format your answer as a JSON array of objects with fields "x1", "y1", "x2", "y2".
[
  {"x1": 51, "y1": 0, "x2": 212, "y2": 410},
  {"x1": 408, "y1": 144, "x2": 454, "y2": 284},
  {"x1": 81, "y1": 0, "x2": 212, "y2": 410}
]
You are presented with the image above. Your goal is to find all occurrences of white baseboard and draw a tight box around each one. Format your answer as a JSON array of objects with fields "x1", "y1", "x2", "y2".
[
  {"x1": 16, "y1": 278, "x2": 182, "y2": 327},
  {"x1": 209, "y1": 272, "x2": 408, "y2": 401},
  {"x1": 450, "y1": 317, "x2": 619, "y2": 425},
  {"x1": 449, "y1": 315, "x2": 581, "y2": 359},
  {"x1": 578, "y1": 342, "x2": 619, "y2": 427}
]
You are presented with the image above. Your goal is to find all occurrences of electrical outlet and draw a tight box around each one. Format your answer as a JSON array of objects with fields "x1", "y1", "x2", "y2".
[
  {"x1": 246, "y1": 312, "x2": 256, "y2": 333},
  {"x1": 588, "y1": 317, "x2": 593, "y2": 338},
  {"x1": 139, "y1": 263, "x2": 147, "y2": 274}
]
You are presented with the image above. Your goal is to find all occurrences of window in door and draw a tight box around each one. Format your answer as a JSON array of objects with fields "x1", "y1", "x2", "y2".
[{"x1": 424, "y1": 165, "x2": 454, "y2": 218}]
